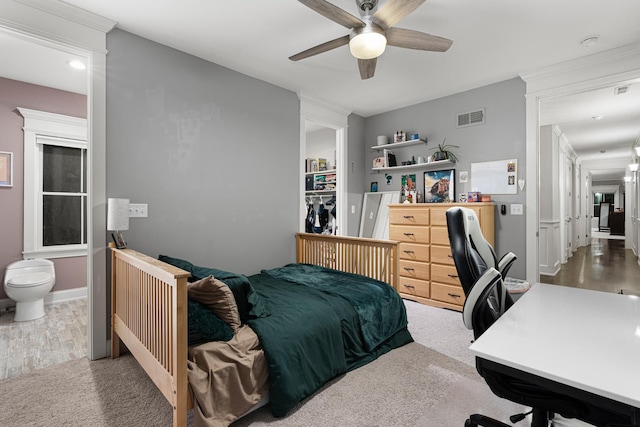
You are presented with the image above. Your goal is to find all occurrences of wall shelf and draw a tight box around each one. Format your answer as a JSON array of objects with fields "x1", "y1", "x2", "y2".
[
  {"x1": 371, "y1": 138, "x2": 427, "y2": 151},
  {"x1": 372, "y1": 159, "x2": 455, "y2": 173}
]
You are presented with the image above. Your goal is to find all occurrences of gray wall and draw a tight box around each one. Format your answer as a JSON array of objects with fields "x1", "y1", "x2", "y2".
[
  {"x1": 363, "y1": 78, "x2": 527, "y2": 279},
  {"x1": 106, "y1": 30, "x2": 300, "y2": 274}
]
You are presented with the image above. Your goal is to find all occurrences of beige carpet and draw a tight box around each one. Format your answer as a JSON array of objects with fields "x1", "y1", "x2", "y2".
[{"x1": 0, "y1": 341, "x2": 525, "y2": 427}]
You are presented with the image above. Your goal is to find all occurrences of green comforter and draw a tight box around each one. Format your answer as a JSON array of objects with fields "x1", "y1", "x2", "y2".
[{"x1": 247, "y1": 264, "x2": 412, "y2": 417}]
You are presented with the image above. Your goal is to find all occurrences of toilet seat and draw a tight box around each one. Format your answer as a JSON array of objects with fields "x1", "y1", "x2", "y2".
[{"x1": 7, "y1": 272, "x2": 52, "y2": 288}]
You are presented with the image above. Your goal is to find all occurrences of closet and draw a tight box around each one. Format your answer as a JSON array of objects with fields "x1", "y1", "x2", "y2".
[{"x1": 304, "y1": 124, "x2": 338, "y2": 235}]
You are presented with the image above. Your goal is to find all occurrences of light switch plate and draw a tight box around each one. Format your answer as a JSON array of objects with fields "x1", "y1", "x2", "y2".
[
  {"x1": 129, "y1": 203, "x2": 148, "y2": 218},
  {"x1": 510, "y1": 204, "x2": 523, "y2": 215}
]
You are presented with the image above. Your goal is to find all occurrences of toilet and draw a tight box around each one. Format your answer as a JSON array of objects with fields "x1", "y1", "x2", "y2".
[{"x1": 3, "y1": 259, "x2": 55, "y2": 321}]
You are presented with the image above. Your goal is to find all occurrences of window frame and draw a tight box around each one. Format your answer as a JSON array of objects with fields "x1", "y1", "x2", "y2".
[{"x1": 18, "y1": 108, "x2": 88, "y2": 259}]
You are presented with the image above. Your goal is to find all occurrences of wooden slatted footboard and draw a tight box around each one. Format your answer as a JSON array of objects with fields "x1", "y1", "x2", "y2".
[
  {"x1": 295, "y1": 233, "x2": 399, "y2": 290},
  {"x1": 110, "y1": 244, "x2": 191, "y2": 427}
]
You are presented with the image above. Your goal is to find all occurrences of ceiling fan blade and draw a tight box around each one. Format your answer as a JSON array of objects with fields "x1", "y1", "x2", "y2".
[
  {"x1": 289, "y1": 35, "x2": 350, "y2": 61},
  {"x1": 358, "y1": 58, "x2": 377, "y2": 80},
  {"x1": 298, "y1": 0, "x2": 364, "y2": 29},
  {"x1": 372, "y1": 0, "x2": 427, "y2": 29},
  {"x1": 386, "y1": 27, "x2": 453, "y2": 52}
]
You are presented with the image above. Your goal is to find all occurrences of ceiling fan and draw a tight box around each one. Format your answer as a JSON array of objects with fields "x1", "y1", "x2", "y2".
[{"x1": 289, "y1": 0, "x2": 453, "y2": 80}]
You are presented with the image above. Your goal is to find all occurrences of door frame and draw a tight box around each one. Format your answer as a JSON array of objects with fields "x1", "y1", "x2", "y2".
[
  {"x1": 522, "y1": 42, "x2": 640, "y2": 284},
  {"x1": 1, "y1": 0, "x2": 115, "y2": 359},
  {"x1": 299, "y1": 95, "x2": 351, "y2": 236}
]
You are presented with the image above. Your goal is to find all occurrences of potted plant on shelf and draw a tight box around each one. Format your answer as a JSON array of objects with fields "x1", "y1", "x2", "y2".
[{"x1": 430, "y1": 138, "x2": 459, "y2": 162}]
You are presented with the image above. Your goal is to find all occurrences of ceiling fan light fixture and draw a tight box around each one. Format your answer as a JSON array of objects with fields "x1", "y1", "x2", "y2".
[
  {"x1": 349, "y1": 24, "x2": 386, "y2": 59},
  {"x1": 635, "y1": 146, "x2": 640, "y2": 156},
  {"x1": 629, "y1": 163, "x2": 639, "y2": 172}
]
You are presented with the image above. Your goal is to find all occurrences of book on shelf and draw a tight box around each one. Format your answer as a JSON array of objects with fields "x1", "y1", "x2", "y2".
[
  {"x1": 318, "y1": 158, "x2": 328, "y2": 171},
  {"x1": 305, "y1": 158, "x2": 318, "y2": 173}
]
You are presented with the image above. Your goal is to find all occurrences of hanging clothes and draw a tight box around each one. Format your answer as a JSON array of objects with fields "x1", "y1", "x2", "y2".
[
  {"x1": 318, "y1": 203, "x2": 329, "y2": 229},
  {"x1": 313, "y1": 209, "x2": 323, "y2": 234},
  {"x1": 305, "y1": 203, "x2": 315, "y2": 233}
]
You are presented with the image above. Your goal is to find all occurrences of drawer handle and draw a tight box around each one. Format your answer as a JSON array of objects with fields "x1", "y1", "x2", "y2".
[
  {"x1": 447, "y1": 293, "x2": 462, "y2": 298},
  {"x1": 448, "y1": 274, "x2": 459, "y2": 278},
  {"x1": 447, "y1": 254, "x2": 453, "y2": 258},
  {"x1": 404, "y1": 267, "x2": 415, "y2": 271},
  {"x1": 403, "y1": 250, "x2": 415, "y2": 254},
  {"x1": 403, "y1": 232, "x2": 415, "y2": 236},
  {"x1": 403, "y1": 284, "x2": 415, "y2": 289},
  {"x1": 403, "y1": 215, "x2": 414, "y2": 219}
]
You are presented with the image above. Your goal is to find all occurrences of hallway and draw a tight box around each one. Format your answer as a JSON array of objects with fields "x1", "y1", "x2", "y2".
[{"x1": 541, "y1": 237, "x2": 640, "y2": 294}]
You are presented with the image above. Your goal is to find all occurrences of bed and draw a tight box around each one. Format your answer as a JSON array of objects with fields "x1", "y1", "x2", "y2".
[{"x1": 110, "y1": 233, "x2": 411, "y2": 427}]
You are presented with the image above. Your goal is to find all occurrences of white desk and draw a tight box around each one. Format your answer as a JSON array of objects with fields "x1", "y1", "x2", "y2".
[{"x1": 469, "y1": 283, "x2": 640, "y2": 411}]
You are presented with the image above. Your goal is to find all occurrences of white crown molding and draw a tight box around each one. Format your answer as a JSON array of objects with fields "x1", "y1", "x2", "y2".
[
  {"x1": 15, "y1": 0, "x2": 116, "y2": 33},
  {"x1": 520, "y1": 41, "x2": 640, "y2": 84}
]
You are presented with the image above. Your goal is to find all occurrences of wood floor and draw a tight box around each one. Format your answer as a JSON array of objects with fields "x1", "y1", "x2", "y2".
[
  {"x1": 541, "y1": 237, "x2": 640, "y2": 294},
  {"x1": 0, "y1": 298, "x2": 87, "y2": 381}
]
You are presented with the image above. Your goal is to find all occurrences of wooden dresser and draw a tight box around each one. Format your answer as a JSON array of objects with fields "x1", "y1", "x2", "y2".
[{"x1": 388, "y1": 203, "x2": 495, "y2": 311}]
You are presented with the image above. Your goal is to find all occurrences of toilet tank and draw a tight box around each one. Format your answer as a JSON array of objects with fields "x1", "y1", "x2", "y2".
[{"x1": 5, "y1": 259, "x2": 55, "y2": 282}]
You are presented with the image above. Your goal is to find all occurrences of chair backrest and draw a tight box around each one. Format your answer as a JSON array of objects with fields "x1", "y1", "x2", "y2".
[
  {"x1": 446, "y1": 207, "x2": 496, "y2": 294},
  {"x1": 447, "y1": 206, "x2": 513, "y2": 336}
]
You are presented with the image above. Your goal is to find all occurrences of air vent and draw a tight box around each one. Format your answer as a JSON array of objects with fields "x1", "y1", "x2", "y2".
[
  {"x1": 456, "y1": 108, "x2": 485, "y2": 128},
  {"x1": 614, "y1": 86, "x2": 629, "y2": 95}
]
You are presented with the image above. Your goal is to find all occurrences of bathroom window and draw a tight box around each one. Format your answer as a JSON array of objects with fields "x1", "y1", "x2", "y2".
[
  {"x1": 42, "y1": 143, "x2": 88, "y2": 246},
  {"x1": 18, "y1": 108, "x2": 88, "y2": 259}
]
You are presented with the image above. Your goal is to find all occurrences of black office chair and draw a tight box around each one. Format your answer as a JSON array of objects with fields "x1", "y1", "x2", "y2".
[{"x1": 446, "y1": 207, "x2": 589, "y2": 427}]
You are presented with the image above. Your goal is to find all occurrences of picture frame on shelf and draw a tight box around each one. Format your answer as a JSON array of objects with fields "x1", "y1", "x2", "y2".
[
  {"x1": 383, "y1": 149, "x2": 397, "y2": 167},
  {"x1": 111, "y1": 231, "x2": 127, "y2": 249},
  {"x1": 371, "y1": 182, "x2": 378, "y2": 192},
  {"x1": 424, "y1": 169, "x2": 455, "y2": 203}
]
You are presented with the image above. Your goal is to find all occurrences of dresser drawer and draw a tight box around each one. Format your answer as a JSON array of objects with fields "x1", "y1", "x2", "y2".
[
  {"x1": 431, "y1": 245, "x2": 454, "y2": 266},
  {"x1": 389, "y1": 208, "x2": 430, "y2": 225},
  {"x1": 431, "y1": 206, "x2": 483, "y2": 226},
  {"x1": 397, "y1": 277, "x2": 430, "y2": 298},
  {"x1": 431, "y1": 283, "x2": 465, "y2": 306},
  {"x1": 429, "y1": 208, "x2": 449, "y2": 226},
  {"x1": 399, "y1": 243, "x2": 430, "y2": 262},
  {"x1": 430, "y1": 226, "x2": 449, "y2": 245},
  {"x1": 389, "y1": 225, "x2": 430, "y2": 243},
  {"x1": 399, "y1": 260, "x2": 430, "y2": 281},
  {"x1": 431, "y1": 264, "x2": 461, "y2": 286}
]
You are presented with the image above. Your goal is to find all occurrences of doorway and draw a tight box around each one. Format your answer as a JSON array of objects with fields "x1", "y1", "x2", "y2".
[
  {"x1": 0, "y1": 5, "x2": 113, "y2": 361},
  {"x1": 523, "y1": 43, "x2": 640, "y2": 289}
]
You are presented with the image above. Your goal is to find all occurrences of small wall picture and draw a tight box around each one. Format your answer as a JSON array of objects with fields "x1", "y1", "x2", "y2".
[
  {"x1": 424, "y1": 169, "x2": 455, "y2": 203},
  {"x1": 0, "y1": 151, "x2": 13, "y2": 187},
  {"x1": 371, "y1": 182, "x2": 378, "y2": 192}
]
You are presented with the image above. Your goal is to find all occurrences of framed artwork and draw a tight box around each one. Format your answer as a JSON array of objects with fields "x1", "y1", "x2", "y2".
[
  {"x1": 424, "y1": 169, "x2": 455, "y2": 203},
  {"x1": 0, "y1": 152, "x2": 13, "y2": 187}
]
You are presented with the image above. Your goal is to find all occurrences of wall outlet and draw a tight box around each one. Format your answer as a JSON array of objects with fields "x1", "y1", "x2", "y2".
[
  {"x1": 129, "y1": 203, "x2": 148, "y2": 218},
  {"x1": 510, "y1": 204, "x2": 523, "y2": 215}
]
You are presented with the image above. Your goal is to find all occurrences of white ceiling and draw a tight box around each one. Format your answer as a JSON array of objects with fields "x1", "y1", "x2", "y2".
[{"x1": 2, "y1": 0, "x2": 640, "y2": 181}]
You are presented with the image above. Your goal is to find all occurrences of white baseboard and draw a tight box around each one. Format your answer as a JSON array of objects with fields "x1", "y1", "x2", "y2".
[{"x1": 0, "y1": 287, "x2": 87, "y2": 312}]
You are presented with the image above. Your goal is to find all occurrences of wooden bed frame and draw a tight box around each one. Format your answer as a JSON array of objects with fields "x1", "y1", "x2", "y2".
[{"x1": 110, "y1": 233, "x2": 399, "y2": 427}]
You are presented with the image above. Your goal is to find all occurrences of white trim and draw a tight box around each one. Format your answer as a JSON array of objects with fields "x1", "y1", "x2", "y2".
[
  {"x1": 521, "y1": 42, "x2": 640, "y2": 285},
  {"x1": 299, "y1": 94, "x2": 352, "y2": 236},
  {"x1": 0, "y1": 287, "x2": 87, "y2": 312},
  {"x1": 18, "y1": 108, "x2": 88, "y2": 258},
  {"x1": 1, "y1": 0, "x2": 112, "y2": 360}
]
